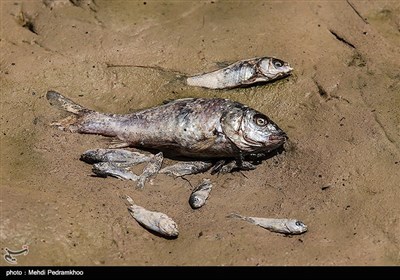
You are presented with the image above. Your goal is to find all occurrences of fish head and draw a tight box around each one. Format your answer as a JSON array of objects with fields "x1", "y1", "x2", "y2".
[
  {"x1": 189, "y1": 195, "x2": 205, "y2": 209},
  {"x1": 259, "y1": 57, "x2": 293, "y2": 80},
  {"x1": 221, "y1": 106, "x2": 287, "y2": 153},
  {"x1": 285, "y1": 220, "x2": 308, "y2": 234},
  {"x1": 158, "y1": 217, "x2": 179, "y2": 237}
]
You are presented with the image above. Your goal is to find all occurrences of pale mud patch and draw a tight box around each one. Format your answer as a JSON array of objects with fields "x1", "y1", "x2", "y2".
[{"x1": 1, "y1": 0, "x2": 399, "y2": 265}]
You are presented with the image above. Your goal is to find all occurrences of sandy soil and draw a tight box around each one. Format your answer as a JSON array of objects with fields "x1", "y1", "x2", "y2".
[{"x1": 1, "y1": 0, "x2": 399, "y2": 266}]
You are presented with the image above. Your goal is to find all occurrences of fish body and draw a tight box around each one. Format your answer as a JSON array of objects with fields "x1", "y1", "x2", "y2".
[
  {"x1": 216, "y1": 160, "x2": 257, "y2": 174},
  {"x1": 80, "y1": 148, "x2": 151, "y2": 165},
  {"x1": 123, "y1": 195, "x2": 179, "y2": 238},
  {"x1": 92, "y1": 162, "x2": 139, "y2": 181},
  {"x1": 189, "y1": 179, "x2": 213, "y2": 209},
  {"x1": 90, "y1": 152, "x2": 163, "y2": 188},
  {"x1": 137, "y1": 152, "x2": 163, "y2": 189},
  {"x1": 47, "y1": 91, "x2": 286, "y2": 160},
  {"x1": 228, "y1": 213, "x2": 307, "y2": 235},
  {"x1": 159, "y1": 161, "x2": 213, "y2": 177},
  {"x1": 186, "y1": 57, "x2": 293, "y2": 89}
]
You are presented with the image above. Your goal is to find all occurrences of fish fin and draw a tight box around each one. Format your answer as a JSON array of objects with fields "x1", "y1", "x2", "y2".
[
  {"x1": 160, "y1": 97, "x2": 195, "y2": 106},
  {"x1": 46, "y1": 90, "x2": 91, "y2": 115},
  {"x1": 226, "y1": 212, "x2": 245, "y2": 220},
  {"x1": 49, "y1": 115, "x2": 80, "y2": 132},
  {"x1": 215, "y1": 61, "x2": 234, "y2": 68},
  {"x1": 210, "y1": 159, "x2": 227, "y2": 175},
  {"x1": 189, "y1": 136, "x2": 218, "y2": 152},
  {"x1": 192, "y1": 178, "x2": 212, "y2": 192},
  {"x1": 107, "y1": 138, "x2": 131, "y2": 149}
]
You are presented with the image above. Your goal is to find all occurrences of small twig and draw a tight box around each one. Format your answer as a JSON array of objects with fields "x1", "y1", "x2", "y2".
[
  {"x1": 105, "y1": 63, "x2": 185, "y2": 76},
  {"x1": 180, "y1": 176, "x2": 194, "y2": 190}
]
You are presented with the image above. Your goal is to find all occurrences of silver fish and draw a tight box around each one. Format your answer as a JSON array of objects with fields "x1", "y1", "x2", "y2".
[
  {"x1": 212, "y1": 159, "x2": 257, "y2": 174},
  {"x1": 136, "y1": 152, "x2": 163, "y2": 189},
  {"x1": 189, "y1": 179, "x2": 213, "y2": 209},
  {"x1": 227, "y1": 213, "x2": 307, "y2": 235},
  {"x1": 159, "y1": 161, "x2": 213, "y2": 177},
  {"x1": 81, "y1": 148, "x2": 151, "y2": 166},
  {"x1": 92, "y1": 162, "x2": 139, "y2": 181},
  {"x1": 123, "y1": 195, "x2": 179, "y2": 238},
  {"x1": 47, "y1": 91, "x2": 287, "y2": 162},
  {"x1": 186, "y1": 57, "x2": 293, "y2": 89}
]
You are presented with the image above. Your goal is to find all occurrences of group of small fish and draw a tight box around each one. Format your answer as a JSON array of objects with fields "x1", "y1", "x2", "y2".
[
  {"x1": 121, "y1": 194, "x2": 307, "y2": 239},
  {"x1": 47, "y1": 56, "x2": 307, "y2": 238}
]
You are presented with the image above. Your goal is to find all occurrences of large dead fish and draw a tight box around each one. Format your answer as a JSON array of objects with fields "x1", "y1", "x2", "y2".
[
  {"x1": 227, "y1": 213, "x2": 307, "y2": 235},
  {"x1": 46, "y1": 91, "x2": 287, "y2": 166},
  {"x1": 186, "y1": 57, "x2": 293, "y2": 89},
  {"x1": 123, "y1": 195, "x2": 179, "y2": 238}
]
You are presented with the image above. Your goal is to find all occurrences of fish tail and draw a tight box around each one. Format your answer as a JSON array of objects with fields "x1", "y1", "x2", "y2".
[
  {"x1": 47, "y1": 90, "x2": 125, "y2": 136},
  {"x1": 46, "y1": 90, "x2": 92, "y2": 132},
  {"x1": 121, "y1": 194, "x2": 135, "y2": 206},
  {"x1": 226, "y1": 212, "x2": 245, "y2": 220},
  {"x1": 46, "y1": 90, "x2": 91, "y2": 115}
]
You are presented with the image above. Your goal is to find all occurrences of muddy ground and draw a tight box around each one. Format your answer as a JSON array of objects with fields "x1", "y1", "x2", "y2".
[{"x1": 1, "y1": 0, "x2": 399, "y2": 266}]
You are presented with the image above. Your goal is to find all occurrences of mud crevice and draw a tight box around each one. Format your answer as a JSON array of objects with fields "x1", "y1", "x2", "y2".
[
  {"x1": 329, "y1": 30, "x2": 356, "y2": 49},
  {"x1": 313, "y1": 79, "x2": 351, "y2": 104},
  {"x1": 373, "y1": 114, "x2": 396, "y2": 144},
  {"x1": 346, "y1": 0, "x2": 369, "y2": 24},
  {"x1": 314, "y1": 80, "x2": 328, "y2": 98},
  {"x1": 69, "y1": 0, "x2": 98, "y2": 13},
  {"x1": 358, "y1": 90, "x2": 398, "y2": 148},
  {"x1": 21, "y1": 40, "x2": 66, "y2": 57},
  {"x1": 16, "y1": 12, "x2": 38, "y2": 35}
]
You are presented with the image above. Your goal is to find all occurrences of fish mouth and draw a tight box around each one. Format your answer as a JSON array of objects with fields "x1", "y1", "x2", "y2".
[
  {"x1": 284, "y1": 64, "x2": 293, "y2": 73},
  {"x1": 268, "y1": 131, "x2": 287, "y2": 145}
]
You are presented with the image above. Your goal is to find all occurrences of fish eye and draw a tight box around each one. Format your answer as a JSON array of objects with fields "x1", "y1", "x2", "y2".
[
  {"x1": 273, "y1": 59, "x2": 284, "y2": 68},
  {"x1": 295, "y1": 221, "x2": 303, "y2": 227},
  {"x1": 253, "y1": 114, "x2": 268, "y2": 127}
]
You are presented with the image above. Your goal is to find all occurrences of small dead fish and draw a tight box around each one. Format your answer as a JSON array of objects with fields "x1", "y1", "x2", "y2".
[
  {"x1": 159, "y1": 161, "x2": 213, "y2": 177},
  {"x1": 189, "y1": 179, "x2": 213, "y2": 209},
  {"x1": 123, "y1": 195, "x2": 179, "y2": 238},
  {"x1": 212, "y1": 160, "x2": 257, "y2": 174},
  {"x1": 46, "y1": 91, "x2": 286, "y2": 160},
  {"x1": 137, "y1": 152, "x2": 163, "y2": 189},
  {"x1": 227, "y1": 213, "x2": 307, "y2": 235},
  {"x1": 186, "y1": 57, "x2": 293, "y2": 89},
  {"x1": 80, "y1": 148, "x2": 151, "y2": 166},
  {"x1": 92, "y1": 162, "x2": 139, "y2": 181}
]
